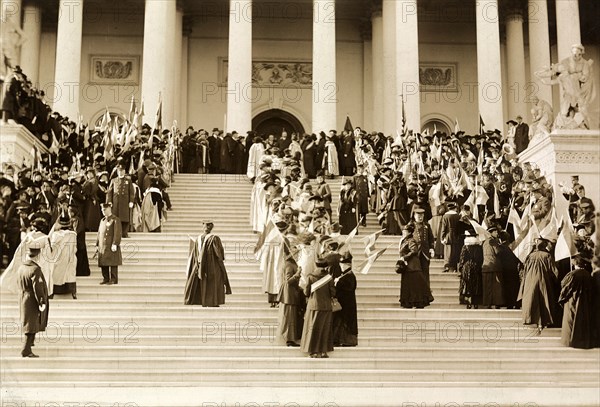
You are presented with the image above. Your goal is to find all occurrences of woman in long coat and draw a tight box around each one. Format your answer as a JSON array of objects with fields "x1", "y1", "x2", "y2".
[
  {"x1": 301, "y1": 134, "x2": 317, "y2": 178},
  {"x1": 301, "y1": 257, "x2": 336, "y2": 358},
  {"x1": 559, "y1": 252, "x2": 595, "y2": 348},
  {"x1": 397, "y1": 223, "x2": 434, "y2": 308},
  {"x1": 68, "y1": 205, "x2": 90, "y2": 277},
  {"x1": 518, "y1": 238, "x2": 559, "y2": 334},
  {"x1": 338, "y1": 180, "x2": 357, "y2": 235},
  {"x1": 458, "y1": 232, "x2": 484, "y2": 308},
  {"x1": 277, "y1": 258, "x2": 305, "y2": 347},
  {"x1": 333, "y1": 253, "x2": 358, "y2": 346}
]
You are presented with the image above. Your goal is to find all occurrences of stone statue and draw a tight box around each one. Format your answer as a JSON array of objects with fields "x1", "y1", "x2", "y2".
[
  {"x1": 0, "y1": 19, "x2": 25, "y2": 79},
  {"x1": 535, "y1": 44, "x2": 596, "y2": 129},
  {"x1": 529, "y1": 96, "x2": 554, "y2": 138}
]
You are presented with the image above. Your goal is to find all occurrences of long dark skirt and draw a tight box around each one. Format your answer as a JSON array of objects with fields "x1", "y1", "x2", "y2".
[
  {"x1": 279, "y1": 304, "x2": 304, "y2": 343},
  {"x1": 76, "y1": 232, "x2": 90, "y2": 277},
  {"x1": 482, "y1": 272, "x2": 504, "y2": 306},
  {"x1": 339, "y1": 212, "x2": 357, "y2": 235},
  {"x1": 400, "y1": 271, "x2": 434, "y2": 308},
  {"x1": 301, "y1": 309, "x2": 333, "y2": 354},
  {"x1": 333, "y1": 314, "x2": 358, "y2": 346}
]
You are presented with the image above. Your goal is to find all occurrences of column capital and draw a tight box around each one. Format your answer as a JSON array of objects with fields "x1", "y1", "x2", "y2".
[
  {"x1": 360, "y1": 20, "x2": 372, "y2": 41},
  {"x1": 370, "y1": 0, "x2": 382, "y2": 18},
  {"x1": 183, "y1": 15, "x2": 193, "y2": 36}
]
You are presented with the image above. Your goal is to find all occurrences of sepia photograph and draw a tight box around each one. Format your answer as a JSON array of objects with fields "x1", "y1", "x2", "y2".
[{"x1": 0, "y1": 0, "x2": 599, "y2": 406}]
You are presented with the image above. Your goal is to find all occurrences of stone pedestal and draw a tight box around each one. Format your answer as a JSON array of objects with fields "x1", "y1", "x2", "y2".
[
  {"x1": 519, "y1": 130, "x2": 600, "y2": 205},
  {"x1": 0, "y1": 124, "x2": 49, "y2": 169}
]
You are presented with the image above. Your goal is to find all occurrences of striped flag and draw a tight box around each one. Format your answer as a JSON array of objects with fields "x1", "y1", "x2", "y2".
[
  {"x1": 363, "y1": 229, "x2": 384, "y2": 256},
  {"x1": 555, "y1": 217, "x2": 577, "y2": 261},
  {"x1": 510, "y1": 209, "x2": 538, "y2": 263},
  {"x1": 338, "y1": 223, "x2": 359, "y2": 251},
  {"x1": 356, "y1": 246, "x2": 389, "y2": 275}
]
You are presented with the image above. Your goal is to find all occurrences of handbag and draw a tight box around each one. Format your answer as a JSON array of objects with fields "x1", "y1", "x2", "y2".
[
  {"x1": 331, "y1": 298, "x2": 342, "y2": 312},
  {"x1": 395, "y1": 259, "x2": 407, "y2": 274}
]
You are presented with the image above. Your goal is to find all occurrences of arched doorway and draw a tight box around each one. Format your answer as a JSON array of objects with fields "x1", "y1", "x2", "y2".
[
  {"x1": 252, "y1": 109, "x2": 305, "y2": 138},
  {"x1": 422, "y1": 118, "x2": 452, "y2": 137}
]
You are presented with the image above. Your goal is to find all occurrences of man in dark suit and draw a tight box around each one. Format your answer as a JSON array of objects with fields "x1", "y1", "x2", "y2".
[
  {"x1": 353, "y1": 164, "x2": 369, "y2": 226},
  {"x1": 220, "y1": 131, "x2": 237, "y2": 174},
  {"x1": 208, "y1": 128, "x2": 221, "y2": 174},
  {"x1": 106, "y1": 164, "x2": 135, "y2": 237},
  {"x1": 441, "y1": 201, "x2": 461, "y2": 273},
  {"x1": 17, "y1": 245, "x2": 49, "y2": 357},
  {"x1": 340, "y1": 131, "x2": 356, "y2": 176},
  {"x1": 514, "y1": 115, "x2": 530, "y2": 154},
  {"x1": 96, "y1": 203, "x2": 122, "y2": 285}
]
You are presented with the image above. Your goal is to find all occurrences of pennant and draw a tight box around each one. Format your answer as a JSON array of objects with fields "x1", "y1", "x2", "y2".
[
  {"x1": 493, "y1": 188, "x2": 500, "y2": 218},
  {"x1": 363, "y1": 229, "x2": 384, "y2": 256},
  {"x1": 510, "y1": 211, "x2": 538, "y2": 263},
  {"x1": 83, "y1": 125, "x2": 90, "y2": 149},
  {"x1": 344, "y1": 115, "x2": 353, "y2": 133},
  {"x1": 49, "y1": 129, "x2": 60, "y2": 154},
  {"x1": 128, "y1": 97, "x2": 136, "y2": 124},
  {"x1": 311, "y1": 274, "x2": 333, "y2": 293},
  {"x1": 99, "y1": 107, "x2": 110, "y2": 133},
  {"x1": 356, "y1": 246, "x2": 389, "y2": 275},
  {"x1": 469, "y1": 219, "x2": 490, "y2": 241},
  {"x1": 507, "y1": 206, "x2": 522, "y2": 235},
  {"x1": 254, "y1": 218, "x2": 275, "y2": 255},
  {"x1": 479, "y1": 114, "x2": 485, "y2": 135},
  {"x1": 454, "y1": 117, "x2": 460, "y2": 134},
  {"x1": 338, "y1": 223, "x2": 359, "y2": 251},
  {"x1": 555, "y1": 219, "x2": 577, "y2": 262}
]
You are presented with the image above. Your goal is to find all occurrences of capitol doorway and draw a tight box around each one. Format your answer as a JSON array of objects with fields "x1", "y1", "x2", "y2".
[{"x1": 252, "y1": 109, "x2": 305, "y2": 138}]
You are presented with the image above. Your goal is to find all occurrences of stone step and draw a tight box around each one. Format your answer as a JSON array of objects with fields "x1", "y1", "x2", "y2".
[
  {"x1": 3, "y1": 367, "x2": 596, "y2": 385},
  {"x1": 0, "y1": 331, "x2": 564, "y2": 348},
  {"x1": 3, "y1": 356, "x2": 596, "y2": 372},
  {"x1": 2, "y1": 344, "x2": 593, "y2": 359}
]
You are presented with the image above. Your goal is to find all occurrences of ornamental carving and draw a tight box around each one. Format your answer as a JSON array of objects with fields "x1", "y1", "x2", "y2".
[
  {"x1": 90, "y1": 55, "x2": 140, "y2": 84},
  {"x1": 419, "y1": 63, "x2": 458, "y2": 92},
  {"x1": 221, "y1": 59, "x2": 312, "y2": 88},
  {"x1": 555, "y1": 151, "x2": 599, "y2": 164}
]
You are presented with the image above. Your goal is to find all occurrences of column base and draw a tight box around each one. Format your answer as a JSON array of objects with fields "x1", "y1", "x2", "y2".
[{"x1": 519, "y1": 129, "x2": 600, "y2": 204}]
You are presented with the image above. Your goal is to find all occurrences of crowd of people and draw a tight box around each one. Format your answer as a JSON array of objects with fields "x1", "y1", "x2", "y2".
[
  {"x1": 2, "y1": 63, "x2": 598, "y2": 357},
  {"x1": 247, "y1": 122, "x2": 599, "y2": 353}
]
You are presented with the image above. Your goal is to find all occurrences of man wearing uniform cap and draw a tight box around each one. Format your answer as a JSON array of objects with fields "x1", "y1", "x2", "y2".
[
  {"x1": 17, "y1": 245, "x2": 49, "y2": 357},
  {"x1": 106, "y1": 164, "x2": 135, "y2": 238},
  {"x1": 96, "y1": 203, "x2": 122, "y2": 285}
]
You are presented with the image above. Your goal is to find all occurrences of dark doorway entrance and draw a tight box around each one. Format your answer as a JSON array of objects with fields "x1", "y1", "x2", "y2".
[{"x1": 252, "y1": 109, "x2": 305, "y2": 138}]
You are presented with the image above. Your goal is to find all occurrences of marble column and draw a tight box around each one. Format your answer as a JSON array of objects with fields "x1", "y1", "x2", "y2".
[
  {"x1": 475, "y1": 0, "x2": 504, "y2": 131},
  {"x1": 226, "y1": 0, "x2": 253, "y2": 133},
  {"x1": 0, "y1": 0, "x2": 23, "y2": 71},
  {"x1": 555, "y1": 0, "x2": 580, "y2": 62},
  {"x1": 312, "y1": 0, "x2": 336, "y2": 133},
  {"x1": 21, "y1": 1, "x2": 42, "y2": 84},
  {"x1": 527, "y1": 0, "x2": 552, "y2": 108},
  {"x1": 371, "y1": 5, "x2": 383, "y2": 131},
  {"x1": 382, "y1": 0, "x2": 396, "y2": 135},
  {"x1": 173, "y1": 7, "x2": 183, "y2": 126},
  {"x1": 395, "y1": 0, "x2": 420, "y2": 132},
  {"x1": 141, "y1": 0, "x2": 177, "y2": 128},
  {"x1": 181, "y1": 17, "x2": 192, "y2": 128},
  {"x1": 53, "y1": 0, "x2": 83, "y2": 120},
  {"x1": 505, "y1": 10, "x2": 527, "y2": 122}
]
